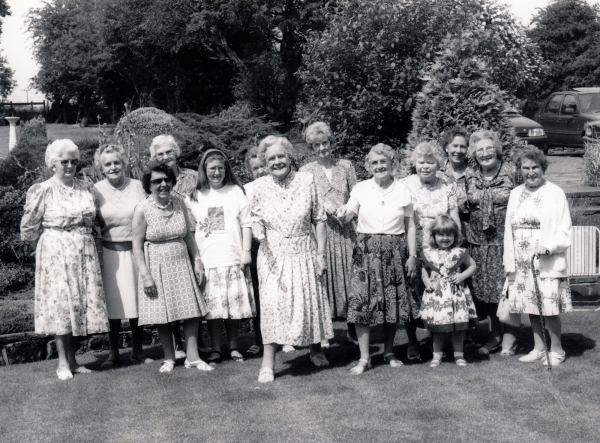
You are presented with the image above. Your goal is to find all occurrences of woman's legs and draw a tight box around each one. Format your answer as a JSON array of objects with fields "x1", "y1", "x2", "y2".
[
  {"x1": 404, "y1": 320, "x2": 420, "y2": 355},
  {"x1": 383, "y1": 322, "x2": 398, "y2": 356},
  {"x1": 225, "y1": 319, "x2": 243, "y2": 359},
  {"x1": 158, "y1": 323, "x2": 175, "y2": 361},
  {"x1": 261, "y1": 343, "x2": 278, "y2": 370},
  {"x1": 56, "y1": 333, "x2": 71, "y2": 372},
  {"x1": 208, "y1": 319, "x2": 223, "y2": 354},
  {"x1": 105, "y1": 319, "x2": 122, "y2": 363},
  {"x1": 129, "y1": 318, "x2": 149, "y2": 359},
  {"x1": 501, "y1": 325, "x2": 517, "y2": 352},
  {"x1": 182, "y1": 318, "x2": 202, "y2": 362},
  {"x1": 545, "y1": 315, "x2": 563, "y2": 353},
  {"x1": 171, "y1": 321, "x2": 185, "y2": 356},
  {"x1": 529, "y1": 314, "x2": 546, "y2": 352},
  {"x1": 356, "y1": 324, "x2": 370, "y2": 362}
]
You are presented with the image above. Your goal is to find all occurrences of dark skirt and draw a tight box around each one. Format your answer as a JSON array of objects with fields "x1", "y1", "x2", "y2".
[
  {"x1": 347, "y1": 233, "x2": 417, "y2": 326},
  {"x1": 468, "y1": 244, "x2": 505, "y2": 304}
]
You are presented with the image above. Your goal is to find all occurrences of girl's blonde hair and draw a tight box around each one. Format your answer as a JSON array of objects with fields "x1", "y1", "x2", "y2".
[{"x1": 428, "y1": 215, "x2": 462, "y2": 249}]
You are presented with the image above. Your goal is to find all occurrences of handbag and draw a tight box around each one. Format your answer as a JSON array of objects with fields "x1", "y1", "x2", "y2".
[{"x1": 497, "y1": 279, "x2": 521, "y2": 327}]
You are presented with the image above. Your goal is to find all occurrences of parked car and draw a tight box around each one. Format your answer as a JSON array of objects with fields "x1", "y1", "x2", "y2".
[
  {"x1": 534, "y1": 87, "x2": 600, "y2": 149},
  {"x1": 503, "y1": 108, "x2": 548, "y2": 154}
]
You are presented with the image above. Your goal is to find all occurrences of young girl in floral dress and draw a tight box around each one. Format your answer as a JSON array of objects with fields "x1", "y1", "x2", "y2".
[
  {"x1": 187, "y1": 149, "x2": 256, "y2": 363},
  {"x1": 420, "y1": 215, "x2": 478, "y2": 367}
]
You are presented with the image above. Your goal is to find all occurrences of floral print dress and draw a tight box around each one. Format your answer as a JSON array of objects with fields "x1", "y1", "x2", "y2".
[
  {"x1": 251, "y1": 171, "x2": 334, "y2": 346},
  {"x1": 505, "y1": 186, "x2": 572, "y2": 316},
  {"x1": 299, "y1": 159, "x2": 357, "y2": 318},
  {"x1": 20, "y1": 178, "x2": 109, "y2": 336},
  {"x1": 465, "y1": 161, "x2": 517, "y2": 304},
  {"x1": 420, "y1": 247, "x2": 478, "y2": 332}
]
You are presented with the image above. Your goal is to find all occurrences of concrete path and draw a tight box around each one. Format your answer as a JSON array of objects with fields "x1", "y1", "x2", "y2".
[{"x1": 545, "y1": 155, "x2": 585, "y2": 189}]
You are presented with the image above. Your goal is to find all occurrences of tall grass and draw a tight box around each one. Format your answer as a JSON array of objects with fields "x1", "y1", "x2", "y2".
[{"x1": 582, "y1": 139, "x2": 600, "y2": 187}]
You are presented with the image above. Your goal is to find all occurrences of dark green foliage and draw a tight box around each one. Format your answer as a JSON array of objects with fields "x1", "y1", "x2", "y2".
[
  {"x1": 19, "y1": 116, "x2": 47, "y2": 140},
  {"x1": 406, "y1": 34, "x2": 520, "y2": 177},
  {"x1": 0, "y1": 263, "x2": 34, "y2": 296},
  {"x1": 0, "y1": 299, "x2": 34, "y2": 334}
]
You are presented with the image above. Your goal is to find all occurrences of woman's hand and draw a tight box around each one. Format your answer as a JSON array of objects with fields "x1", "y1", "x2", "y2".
[
  {"x1": 241, "y1": 250, "x2": 252, "y2": 266},
  {"x1": 533, "y1": 245, "x2": 550, "y2": 257},
  {"x1": 252, "y1": 222, "x2": 266, "y2": 241},
  {"x1": 316, "y1": 254, "x2": 327, "y2": 278},
  {"x1": 323, "y1": 201, "x2": 338, "y2": 216},
  {"x1": 142, "y1": 274, "x2": 158, "y2": 298},
  {"x1": 406, "y1": 256, "x2": 418, "y2": 280},
  {"x1": 194, "y1": 260, "x2": 206, "y2": 290}
]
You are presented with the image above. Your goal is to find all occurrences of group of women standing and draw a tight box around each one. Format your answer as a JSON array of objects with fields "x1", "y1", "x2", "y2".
[{"x1": 20, "y1": 121, "x2": 573, "y2": 382}]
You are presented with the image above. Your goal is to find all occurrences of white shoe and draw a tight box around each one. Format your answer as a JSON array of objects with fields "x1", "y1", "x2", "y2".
[
  {"x1": 518, "y1": 349, "x2": 546, "y2": 363},
  {"x1": 543, "y1": 351, "x2": 566, "y2": 366},
  {"x1": 258, "y1": 367, "x2": 274, "y2": 383},
  {"x1": 321, "y1": 340, "x2": 330, "y2": 349},
  {"x1": 184, "y1": 359, "x2": 214, "y2": 372},
  {"x1": 174, "y1": 348, "x2": 186, "y2": 359},
  {"x1": 282, "y1": 345, "x2": 295, "y2": 353}
]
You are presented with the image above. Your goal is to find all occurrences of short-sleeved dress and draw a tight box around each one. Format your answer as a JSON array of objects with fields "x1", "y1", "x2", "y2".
[
  {"x1": 187, "y1": 185, "x2": 256, "y2": 320},
  {"x1": 299, "y1": 159, "x2": 357, "y2": 319},
  {"x1": 95, "y1": 178, "x2": 147, "y2": 319},
  {"x1": 20, "y1": 177, "x2": 109, "y2": 336},
  {"x1": 420, "y1": 247, "x2": 478, "y2": 332},
  {"x1": 465, "y1": 161, "x2": 517, "y2": 304},
  {"x1": 137, "y1": 196, "x2": 208, "y2": 325},
  {"x1": 251, "y1": 171, "x2": 334, "y2": 346}
]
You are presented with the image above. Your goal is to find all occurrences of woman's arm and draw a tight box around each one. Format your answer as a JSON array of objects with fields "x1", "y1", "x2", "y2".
[
  {"x1": 181, "y1": 199, "x2": 205, "y2": 289},
  {"x1": 241, "y1": 227, "x2": 252, "y2": 265},
  {"x1": 131, "y1": 206, "x2": 157, "y2": 298},
  {"x1": 421, "y1": 264, "x2": 434, "y2": 292},
  {"x1": 315, "y1": 221, "x2": 328, "y2": 278},
  {"x1": 404, "y1": 215, "x2": 418, "y2": 279}
]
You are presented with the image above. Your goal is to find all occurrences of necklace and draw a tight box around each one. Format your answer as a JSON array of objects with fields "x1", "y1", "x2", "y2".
[
  {"x1": 151, "y1": 196, "x2": 172, "y2": 210},
  {"x1": 53, "y1": 176, "x2": 74, "y2": 189},
  {"x1": 108, "y1": 177, "x2": 127, "y2": 191}
]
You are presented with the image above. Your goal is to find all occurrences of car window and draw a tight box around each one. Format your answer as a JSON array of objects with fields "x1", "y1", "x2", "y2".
[
  {"x1": 560, "y1": 95, "x2": 577, "y2": 115},
  {"x1": 544, "y1": 94, "x2": 563, "y2": 114},
  {"x1": 578, "y1": 93, "x2": 600, "y2": 113}
]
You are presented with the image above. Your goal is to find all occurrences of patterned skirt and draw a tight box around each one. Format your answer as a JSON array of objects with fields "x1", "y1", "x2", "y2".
[
  {"x1": 468, "y1": 244, "x2": 505, "y2": 304},
  {"x1": 323, "y1": 217, "x2": 356, "y2": 318},
  {"x1": 204, "y1": 265, "x2": 256, "y2": 320},
  {"x1": 138, "y1": 239, "x2": 209, "y2": 325},
  {"x1": 347, "y1": 233, "x2": 417, "y2": 326},
  {"x1": 34, "y1": 229, "x2": 109, "y2": 336}
]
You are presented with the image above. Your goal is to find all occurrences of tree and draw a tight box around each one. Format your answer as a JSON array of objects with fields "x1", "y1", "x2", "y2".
[
  {"x1": 297, "y1": 0, "x2": 543, "y2": 160},
  {"x1": 0, "y1": 0, "x2": 14, "y2": 100},
  {"x1": 528, "y1": 0, "x2": 600, "y2": 99}
]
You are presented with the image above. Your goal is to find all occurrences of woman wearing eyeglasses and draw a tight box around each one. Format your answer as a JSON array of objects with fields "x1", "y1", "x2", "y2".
[
  {"x1": 21, "y1": 139, "x2": 110, "y2": 380},
  {"x1": 132, "y1": 161, "x2": 211, "y2": 373},
  {"x1": 464, "y1": 130, "x2": 518, "y2": 356}
]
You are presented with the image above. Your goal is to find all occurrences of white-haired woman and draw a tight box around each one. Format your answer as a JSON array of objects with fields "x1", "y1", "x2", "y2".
[
  {"x1": 94, "y1": 144, "x2": 153, "y2": 367},
  {"x1": 401, "y1": 141, "x2": 462, "y2": 360},
  {"x1": 337, "y1": 143, "x2": 418, "y2": 374},
  {"x1": 465, "y1": 130, "x2": 518, "y2": 356},
  {"x1": 299, "y1": 122, "x2": 358, "y2": 346},
  {"x1": 21, "y1": 140, "x2": 109, "y2": 380},
  {"x1": 149, "y1": 134, "x2": 199, "y2": 358},
  {"x1": 251, "y1": 136, "x2": 333, "y2": 383}
]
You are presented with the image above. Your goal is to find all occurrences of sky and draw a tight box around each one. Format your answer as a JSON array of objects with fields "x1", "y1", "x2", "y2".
[{"x1": 1, "y1": 0, "x2": 600, "y2": 103}]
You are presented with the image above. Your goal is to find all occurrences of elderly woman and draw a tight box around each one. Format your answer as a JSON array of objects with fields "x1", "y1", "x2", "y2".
[
  {"x1": 337, "y1": 143, "x2": 418, "y2": 374},
  {"x1": 299, "y1": 122, "x2": 358, "y2": 345},
  {"x1": 21, "y1": 140, "x2": 109, "y2": 380},
  {"x1": 149, "y1": 134, "x2": 198, "y2": 358},
  {"x1": 243, "y1": 147, "x2": 267, "y2": 355},
  {"x1": 439, "y1": 126, "x2": 470, "y2": 227},
  {"x1": 251, "y1": 136, "x2": 333, "y2": 383},
  {"x1": 132, "y1": 162, "x2": 211, "y2": 373},
  {"x1": 503, "y1": 147, "x2": 572, "y2": 365},
  {"x1": 465, "y1": 130, "x2": 518, "y2": 356},
  {"x1": 94, "y1": 144, "x2": 153, "y2": 367},
  {"x1": 401, "y1": 141, "x2": 461, "y2": 359}
]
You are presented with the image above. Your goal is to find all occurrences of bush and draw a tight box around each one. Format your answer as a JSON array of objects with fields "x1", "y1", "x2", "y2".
[
  {"x1": 0, "y1": 263, "x2": 35, "y2": 295},
  {"x1": 582, "y1": 139, "x2": 600, "y2": 187},
  {"x1": 0, "y1": 300, "x2": 34, "y2": 334},
  {"x1": 19, "y1": 116, "x2": 47, "y2": 140}
]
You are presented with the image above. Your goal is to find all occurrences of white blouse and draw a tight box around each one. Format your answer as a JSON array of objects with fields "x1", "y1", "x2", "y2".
[{"x1": 346, "y1": 178, "x2": 413, "y2": 235}]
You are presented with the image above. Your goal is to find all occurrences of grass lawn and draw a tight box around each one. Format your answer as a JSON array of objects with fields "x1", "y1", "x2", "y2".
[
  {"x1": 0, "y1": 124, "x2": 113, "y2": 158},
  {"x1": 1, "y1": 312, "x2": 599, "y2": 443}
]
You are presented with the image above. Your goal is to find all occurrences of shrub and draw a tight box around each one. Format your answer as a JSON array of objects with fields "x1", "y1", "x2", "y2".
[
  {"x1": 0, "y1": 263, "x2": 35, "y2": 295},
  {"x1": 19, "y1": 116, "x2": 47, "y2": 140},
  {"x1": 582, "y1": 139, "x2": 600, "y2": 187},
  {"x1": 0, "y1": 300, "x2": 34, "y2": 334}
]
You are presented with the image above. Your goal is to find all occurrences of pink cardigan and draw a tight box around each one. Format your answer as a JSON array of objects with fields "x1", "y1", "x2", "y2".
[{"x1": 503, "y1": 181, "x2": 572, "y2": 278}]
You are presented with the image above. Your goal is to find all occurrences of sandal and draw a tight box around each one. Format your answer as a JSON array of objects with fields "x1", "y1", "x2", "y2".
[
  {"x1": 246, "y1": 345, "x2": 262, "y2": 355},
  {"x1": 282, "y1": 344, "x2": 295, "y2": 353},
  {"x1": 384, "y1": 353, "x2": 403, "y2": 367},
  {"x1": 429, "y1": 356, "x2": 442, "y2": 368},
  {"x1": 455, "y1": 358, "x2": 467, "y2": 367},
  {"x1": 159, "y1": 359, "x2": 176, "y2": 373},
  {"x1": 56, "y1": 368, "x2": 73, "y2": 380},
  {"x1": 258, "y1": 367, "x2": 274, "y2": 383},
  {"x1": 500, "y1": 342, "x2": 518, "y2": 357},
  {"x1": 230, "y1": 349, "x2": 246, "y2": 362},
  {"x1": 310, "y1": 352, "x2": 329, "y2": 367},
  {"x1": 350, "y1": 358, "x2": 372, "y2": 375},
  {"x1": 184, "y1": 358, "x2": 214, "y2": 371},
  {"x1": 407, "y1": 343, "x2": 421, "y2": 361},
  {"x1": 174, "y1": 347, "x2": 186, "y2": 360},
  {"x1": 72, "y1": 365, "x2": 93, "y2": 374},
  {"x1": 207, "y1": 351, "x2": 222, "y2": 364}
]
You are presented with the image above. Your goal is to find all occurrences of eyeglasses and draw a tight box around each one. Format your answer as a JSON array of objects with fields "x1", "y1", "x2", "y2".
[
  {"x1": 475, "y1": 148, "x2": 496, "y2": 155},
  {"x1": 150, "y1": 178, "x2": 173, "y2": 186},
  {"x1": 58, "y1": 159, "x2": 79, "y2": 166}
]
